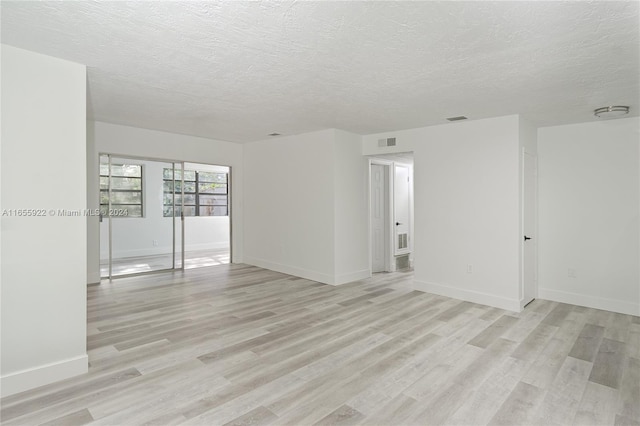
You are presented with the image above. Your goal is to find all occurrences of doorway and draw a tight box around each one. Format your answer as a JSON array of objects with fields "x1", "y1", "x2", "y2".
[
  {"x1": 99, "y1": 154, "x2": 231, "y2": 279},
  {"x1": 368, "y1": 153, "x2": 414, "y2": 273},
  {"x1": 522, "y1": 149, "x2": 537, "y2": 307}
]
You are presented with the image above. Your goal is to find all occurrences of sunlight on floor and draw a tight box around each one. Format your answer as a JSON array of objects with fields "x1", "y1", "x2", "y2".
[{"x1": 100, "y1": 248, "x2": 230, "y2": 277}]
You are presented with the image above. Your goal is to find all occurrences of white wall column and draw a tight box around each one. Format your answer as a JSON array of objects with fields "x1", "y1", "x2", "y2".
[{"x1": 1, "y1": 45, "x2": 88, "y2": 397}]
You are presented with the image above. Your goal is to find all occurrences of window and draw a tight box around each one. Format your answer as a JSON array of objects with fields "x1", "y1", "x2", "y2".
[
  {"x1": 100, "y1": 164, "x2": 143, "y2": 217},
  {"x1": 163, "y1": 169, "x2": 228, "y2": 217}
]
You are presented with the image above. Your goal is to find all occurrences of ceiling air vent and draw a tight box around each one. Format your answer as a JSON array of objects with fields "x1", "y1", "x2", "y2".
[
  {"x1": 446, "y1": 116, "x2": 468, "y2": 122},
  {"x1": 378, "y1": 137, "x2": 397, "y2": 147},
  {"x1": 268, "y1": 132, "x2": 281, "y2": 136}
]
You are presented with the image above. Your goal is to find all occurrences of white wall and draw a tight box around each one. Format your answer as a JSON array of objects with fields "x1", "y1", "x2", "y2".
[
  {"x1": 98, "y1": 159, "x2": 229, "y2": 260},
  {"x1": 364, "y1": 115, "x2": 523, "y2": 311},
  {"x1": 538, "y1": 117, "x2": 640, "y2": 315},
  {"x1": 88, "y1": 121, "x2": 243, "y2": 282},
  {"x1": 184, "y1": 217, "x2": 230, "y2": 250},
  {"x1": 334, "y1": 130, "x2": 369, "y2": 283},
  {"x1": 244, "y1": 130, "x2": 336, "y2": 283},
  {"x1": 362, "y1": 128, "x2": 418, "y2": 156},
  {"x1": 243, "y1": 129, "x2": 369, "y2": 285},
  {"x1": 1, "y1": 45, "x2": 88, "y2": 397}
]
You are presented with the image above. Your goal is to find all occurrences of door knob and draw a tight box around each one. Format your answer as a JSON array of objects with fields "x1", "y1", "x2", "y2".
[
  {"x1": 396, "y1": 222, "x2": 402, "y2": 226},
  {"x1": 524, "y1": 236, "x2": 532, "y2": 241}
]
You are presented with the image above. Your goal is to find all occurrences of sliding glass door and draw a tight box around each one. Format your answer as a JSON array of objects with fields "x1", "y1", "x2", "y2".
[{"x1": 99, "y1": 154, "x2": 184, "y2": 279}]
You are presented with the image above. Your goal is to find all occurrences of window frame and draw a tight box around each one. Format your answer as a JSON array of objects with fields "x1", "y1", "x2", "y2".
[
  {"x1": 100, "y1": 163, "x2": 144, "y2": 218},
  {"x1": 163, "y1": 169, "x2": 228, "y2": 217}
]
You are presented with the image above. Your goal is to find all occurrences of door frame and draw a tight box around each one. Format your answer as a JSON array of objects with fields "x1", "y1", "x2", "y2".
[
  {"x1": 98, "y1": 152, "x2": 233, "y2": 280},
  {"x1": 520, "y1": 148, "x2": 538, "y2": 308},
  {"x1": 368, "y1": 158, "x2": 395, "y2": 274}
]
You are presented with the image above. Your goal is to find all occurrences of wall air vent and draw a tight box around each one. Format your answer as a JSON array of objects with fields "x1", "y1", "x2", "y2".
[
  {"x1": 446, "y1": 116, "x2": 468, "y2": 121},
  {"x1": 378, "y1": 137, "x2": 397, "y2": 147}
]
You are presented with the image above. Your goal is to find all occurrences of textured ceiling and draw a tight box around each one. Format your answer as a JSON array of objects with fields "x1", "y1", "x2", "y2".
[{"x1": 2, "y1": 1, "x2": 638, "y2": 143}]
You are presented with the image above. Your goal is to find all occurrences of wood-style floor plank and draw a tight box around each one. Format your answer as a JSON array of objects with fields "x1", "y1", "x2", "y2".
[
  {"x1": 1, "y1": 264, "x2": 638, "y2": 426},
  {"x1": 589, "y1": 338, "x2": 626, "y2": 389}
]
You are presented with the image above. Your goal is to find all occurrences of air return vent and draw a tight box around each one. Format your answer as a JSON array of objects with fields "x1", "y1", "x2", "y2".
[
  {"x1": 398, "y1": 233, "x2": 408, "y2": 249},
  {"x1": 446, "y1": 116, "x2": 467, "y2": 121},
  {"x1": 378, "y1": 137, "x2": 397, "y2": 147}
]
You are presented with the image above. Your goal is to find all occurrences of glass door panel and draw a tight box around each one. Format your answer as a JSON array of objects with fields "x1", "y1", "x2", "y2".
[
  {"x1": 183, "y1": 162, "x2": 231, "y2": 268},
  {"x1": 100, "y1": 155, "x2": 182, "y2": 278}
]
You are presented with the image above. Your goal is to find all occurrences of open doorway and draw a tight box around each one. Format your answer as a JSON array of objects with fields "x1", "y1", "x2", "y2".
[
  {"x1": 99, "y1": 154, "x2": 231, "y2": 279},
  {"x1": 368, "y1": 152, "x2": 414, "y2": 274}
]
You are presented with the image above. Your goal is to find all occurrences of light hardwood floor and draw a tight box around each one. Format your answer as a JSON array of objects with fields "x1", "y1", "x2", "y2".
[
  {"x1": 100, "y1": 248, "x2": 230, "y2": 277},
  {"x1": 2, "y1": 264, "x2": 639, "y2": 425}
]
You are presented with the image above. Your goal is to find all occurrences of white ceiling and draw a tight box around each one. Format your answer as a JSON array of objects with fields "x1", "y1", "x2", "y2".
[{"x1": 2, "y1": 1, "x2": 638, "y2": 143}]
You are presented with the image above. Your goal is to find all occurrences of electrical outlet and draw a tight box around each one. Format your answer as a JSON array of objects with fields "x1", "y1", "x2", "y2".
[
  {"x1": 568, "y1": 268, "x2": 576, "y2": 278},
  {"x1": 153, "y1": 240, "x2": 158, "y2": 247},
  {"x1": 467, "y1": 264, "x2": 472, "y2": 274}
]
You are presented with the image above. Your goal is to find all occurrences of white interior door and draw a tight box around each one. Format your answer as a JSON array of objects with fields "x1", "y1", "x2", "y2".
[
  {"x1": 522, "y1": 151, "x2": 537, "y2": 306},
  {"x1": 394, "y1": 164, "x2": 411, "y2": 255},
  {"x1": 370, "y1": 164, "x2": 389, "y2": 272}
]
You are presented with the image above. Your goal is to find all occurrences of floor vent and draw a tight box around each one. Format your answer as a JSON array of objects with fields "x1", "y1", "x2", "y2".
[{"x1": 378, "y1": 137, "x2": 397, "y2": 147}]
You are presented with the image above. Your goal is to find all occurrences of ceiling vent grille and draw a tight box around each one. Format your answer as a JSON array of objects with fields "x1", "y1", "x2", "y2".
[
  {"x1": 378, "y1": 137, "x2": 397, "y2": 147},
  {"x1": 446, "y1": 116, "x2": 468, "y2": 121}
]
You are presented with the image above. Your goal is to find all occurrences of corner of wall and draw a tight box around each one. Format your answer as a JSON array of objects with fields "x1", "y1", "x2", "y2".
[
  {"x1": 518, "y1": 115, "x2": 538, "y2": 155},
  {"x1": 333, "y1": 129, "x2": 369, "y2": 284}
]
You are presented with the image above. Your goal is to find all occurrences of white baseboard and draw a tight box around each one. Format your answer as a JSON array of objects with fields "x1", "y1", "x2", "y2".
[
  {"x1": 334, "y1": 269, "x2": 371, "y2": 285},
  {"x1": 413, "y1": 279, "x2": 521, "y2": 312},
  {"x1": 244, "y1": 257, "x2": 370, "y2": 286},
  {"x1": 538, "y1": 287, "x2": 640, "y2": 316},
  {"x1": 0, "y1": 354, "x2": 88, "y2": 398},
  {"x1": 243, "y1": 256, "x2": 334, "y2": 285}
]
